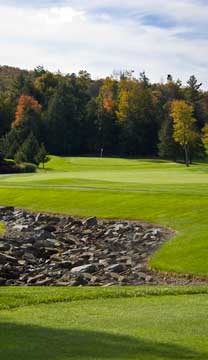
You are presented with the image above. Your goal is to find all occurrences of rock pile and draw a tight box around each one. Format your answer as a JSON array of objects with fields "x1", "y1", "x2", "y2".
[
  {"x1": 0, "y1": 206, "x2": 205, "y2": 286},
  {"x1": 0, "y1": 206, "x2": 170, "y2": 286}
]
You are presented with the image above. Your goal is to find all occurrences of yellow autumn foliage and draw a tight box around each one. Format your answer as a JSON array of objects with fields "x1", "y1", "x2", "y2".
[{"x1": 171, "y1": 100, "x2": 197, "y2": 146}]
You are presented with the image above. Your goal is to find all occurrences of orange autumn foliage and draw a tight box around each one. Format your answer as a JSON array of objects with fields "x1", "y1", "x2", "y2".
[
  {"x1": 103, "y1": 94, "x2": 115, "y2": 113},
  {"x1": 12, "y1": 95, "x2": 41, "y2": 128},
  {"x1": 100, "y1": 77, "x2": 117, "y2": 113}
]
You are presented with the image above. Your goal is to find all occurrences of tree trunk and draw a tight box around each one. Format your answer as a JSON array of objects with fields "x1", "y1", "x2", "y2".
[
  {"x1": 190, "y1": 151, "x2": 192, "y2": 165},
  {"x1": 184, "y1": 144, "x2": 189, "y2": 167}
]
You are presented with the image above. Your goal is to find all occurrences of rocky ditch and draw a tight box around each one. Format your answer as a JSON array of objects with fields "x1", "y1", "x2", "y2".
[{"x1": 0, "y1": 206, "x2": 207, "y2": 286}]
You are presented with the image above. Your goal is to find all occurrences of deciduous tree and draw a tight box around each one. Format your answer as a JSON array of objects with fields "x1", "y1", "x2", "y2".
[
  {"x1": 171, "y1": 100, "x2": 198, "y2": 166},
  {"x1": 13, "y1": 95, "x2": 41, "y2": 130},
  {"x1": 35, "y1": 143, "x2": 49, "y2": 168}
]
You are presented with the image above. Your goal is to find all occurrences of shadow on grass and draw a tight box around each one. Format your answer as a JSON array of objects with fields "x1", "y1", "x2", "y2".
[{"x1": 0, "y1": 322, "x2": 207, "y2": 360}]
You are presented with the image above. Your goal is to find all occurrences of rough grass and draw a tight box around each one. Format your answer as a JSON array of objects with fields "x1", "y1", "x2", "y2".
[
  {"x1": 0, "y1": 287, "x2": 208, "y2": 360},
  {"x1": 0, "y1": 156, "x2": 208, "y2": 275}
]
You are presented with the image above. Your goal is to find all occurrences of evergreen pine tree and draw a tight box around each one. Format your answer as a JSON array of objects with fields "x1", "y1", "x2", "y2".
[
  {"x1": 19, "y1": 133, "x2": 40, "y2": 164},
  {"x1": 0, "y1": 129, "x2": 19, "y2": 159}
]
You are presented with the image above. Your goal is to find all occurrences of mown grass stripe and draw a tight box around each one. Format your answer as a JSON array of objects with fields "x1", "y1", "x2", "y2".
[{"x1": 1, "y1": 286, "x2": 208, "y2": 311}]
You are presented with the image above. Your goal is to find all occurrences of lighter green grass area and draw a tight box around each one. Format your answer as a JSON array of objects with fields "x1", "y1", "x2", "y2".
[
  {"x1": 0, "y1": 156, "x2": 208, "y2": 275},
  {"x1": 0, "y1": 287, "x2": 208, "y2": 360},
  {"x1": 2, "y1": 156, "x2": 208, "y2": 191}
]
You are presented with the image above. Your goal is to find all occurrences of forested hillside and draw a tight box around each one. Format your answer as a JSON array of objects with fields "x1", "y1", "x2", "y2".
[{"x1": 0, "y1": 66, "x2": 208, "y2": 162}]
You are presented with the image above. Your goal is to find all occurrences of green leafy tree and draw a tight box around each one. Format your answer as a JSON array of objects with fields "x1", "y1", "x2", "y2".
[
  {"x1": 117, "y1": 79, "x2": 158, "y2": 155},
  {"x1": 95, "y1": 77, "x2": 119, "y2": 155},
  {"x1": 34, "y1": 72, "x2": 60, "y2": 107},
  {"x1": 0, "y1": 92, "x2": 14, "y2": 138},
  {"x1": 202, "y1": 123, "x2": 208, "y2": 146},
  {"x1": 35, "y1": 143, "x2": 49, "y2": 168},
  {"x1": 158, "y1": 117, "x2": 180, "y2": 160},
  {"x1": 45, "y1": 80, "x2": 80, "y2": 155},
  {"x1": 10, "y1": 71, "x2": 37, "y2": 103}
]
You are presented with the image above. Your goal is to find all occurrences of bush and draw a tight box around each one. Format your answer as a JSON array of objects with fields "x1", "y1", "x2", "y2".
[
  {"x1": 0, "y1": 151, "x2": 4, "y2": 163},
  {"x1": 4, "y1": 159, "x2": 15, "y2": 166},
  {"x1": 0, "y1": 164, "x2": 20, "y2": 174},
  {"x1": 0, "y1": 160, "x2": 37, "y2": 174},
  {"x1": 18, "y1": 162, "x2": 37, "y2": 173}
]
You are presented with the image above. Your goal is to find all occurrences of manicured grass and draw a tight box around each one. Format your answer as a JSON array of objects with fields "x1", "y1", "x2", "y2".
[
  {"x1": 1, "y1": 159, "x2": 208, "y2": 360},
  {"x1": 0, "y1": 156, "x2": 208, "y2": 275},
  {"x1": 0, "y1": 287, "x2": 208, "y2": 360},
  {"x1": 1, "y1": 286, "x2": 208, "y2": 310}
]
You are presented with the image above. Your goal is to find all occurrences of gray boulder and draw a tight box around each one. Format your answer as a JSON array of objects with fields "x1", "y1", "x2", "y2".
[
  {"x1": 71, "y1": 263, "x2": 99, "y2": 274},
  {"x1": 83, "y1": 217, "x2": 98, "y2": 227}
]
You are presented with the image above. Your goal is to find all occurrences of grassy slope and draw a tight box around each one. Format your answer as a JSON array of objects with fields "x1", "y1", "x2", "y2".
[
  {"x1": 0, "y1": 156, "x2": 208, "y2": 275},
  {"x1": 0, "y1": 288, "x2": 208, "y2": 360}
]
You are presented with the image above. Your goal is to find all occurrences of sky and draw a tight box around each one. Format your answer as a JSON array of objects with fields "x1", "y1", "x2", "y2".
[{"x1": 1, "y1": 0, "x2": 208, "y2": 87}]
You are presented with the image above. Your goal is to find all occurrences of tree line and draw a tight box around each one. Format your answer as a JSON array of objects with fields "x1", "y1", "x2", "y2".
[{"x1": 0, "y1": 66, "x2": 208, "y2": 166}]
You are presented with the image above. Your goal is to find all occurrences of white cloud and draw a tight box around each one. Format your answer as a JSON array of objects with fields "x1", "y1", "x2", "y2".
[
  {"x1": 0, "y1": 1, "x2": 208, "y2": 87},
  {"x1": 37, "y1": 6, "x2": 86, "y2": 25}
]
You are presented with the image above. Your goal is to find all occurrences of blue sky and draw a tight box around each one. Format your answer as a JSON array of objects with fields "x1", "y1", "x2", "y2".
[{"x1": 1, "y1": 0, "x2": 208, "y2": 86}]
